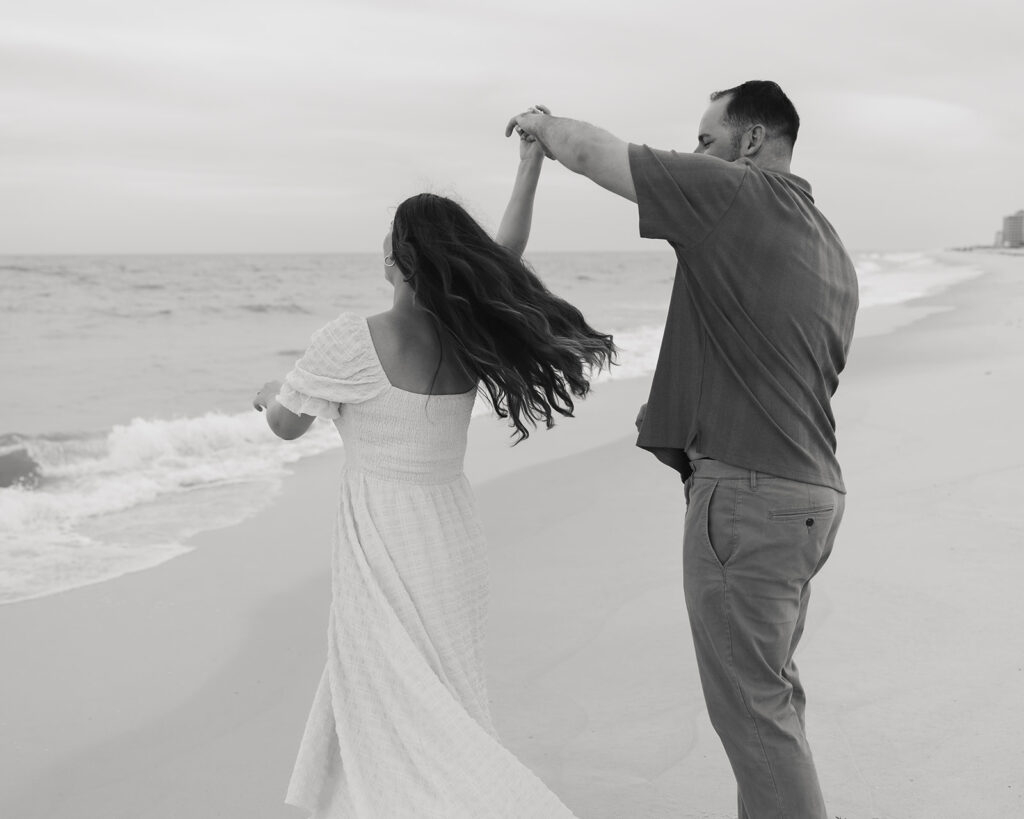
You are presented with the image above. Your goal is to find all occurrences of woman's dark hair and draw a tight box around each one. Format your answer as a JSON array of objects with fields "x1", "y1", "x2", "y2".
[
  {"x1": 710, "y1": 80, "x2": 800, "y2": 147},
  {"x1": 390, "y1": 193, "x2": 616, "y2": 442}
]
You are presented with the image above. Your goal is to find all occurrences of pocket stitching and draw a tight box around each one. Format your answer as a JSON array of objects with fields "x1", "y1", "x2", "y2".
[
  {"x1": 768, "y1": 504, "x2": 835, "y2": 522},
  {"x1": 701, "y1": 478, "x2": 735, "y2": 568}
]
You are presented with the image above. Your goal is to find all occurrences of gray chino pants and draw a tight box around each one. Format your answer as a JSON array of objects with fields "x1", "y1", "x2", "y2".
[{"x1": 683, "y1": 458, "x2": 844, "y2": 819}]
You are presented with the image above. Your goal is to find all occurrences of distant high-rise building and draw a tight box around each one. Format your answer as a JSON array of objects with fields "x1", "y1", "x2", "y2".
[
  {"x1": 1004, "y1": 210, "x2": 1024, "y2": 247},
  {"x1": 995, "y1": 230, "x2": 1004, "y2": 247}
]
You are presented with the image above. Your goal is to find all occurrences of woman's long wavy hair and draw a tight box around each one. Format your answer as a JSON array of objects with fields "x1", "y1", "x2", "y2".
[{"x1": 390, "y1": 193, "x2": 616, "y2": 442}]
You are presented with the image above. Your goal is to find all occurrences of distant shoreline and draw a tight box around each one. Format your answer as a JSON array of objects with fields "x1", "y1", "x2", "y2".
[{"x1": 949, "y1": 245, "x2": 1024, "y2": 256}]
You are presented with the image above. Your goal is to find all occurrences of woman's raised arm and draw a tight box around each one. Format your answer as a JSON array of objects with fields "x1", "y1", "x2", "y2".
[{"x1": 494, "y1": 120, "x2": 547, "y2": 257}]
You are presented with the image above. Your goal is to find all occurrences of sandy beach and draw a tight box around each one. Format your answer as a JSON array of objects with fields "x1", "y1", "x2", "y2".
[{"x1": 2, "y1": 250, "x2": 1022, "y2": 819}]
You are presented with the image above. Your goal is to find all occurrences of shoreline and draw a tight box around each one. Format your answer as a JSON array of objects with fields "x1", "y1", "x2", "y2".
[
  {"x1": 3, "y1": 248, "x2": 1022, "y2": 817},
  {"x1": 0, "y1": 249, "x2": 982, "y2": 608}
]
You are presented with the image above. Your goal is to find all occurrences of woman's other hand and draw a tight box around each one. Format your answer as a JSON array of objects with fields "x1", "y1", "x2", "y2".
[{"x1": 253, "y1": 380, "x2": 282, "y2": 412}]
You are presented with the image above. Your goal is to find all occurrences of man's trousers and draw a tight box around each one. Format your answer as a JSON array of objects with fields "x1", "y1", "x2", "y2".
[{"x1": 683, "y1": 458, "x2": 845, "y2": 819}]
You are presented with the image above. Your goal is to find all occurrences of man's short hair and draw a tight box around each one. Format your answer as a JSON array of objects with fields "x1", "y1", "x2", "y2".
[{"x1": 710, "y1": 80, "x2": 800, "y2": 147}]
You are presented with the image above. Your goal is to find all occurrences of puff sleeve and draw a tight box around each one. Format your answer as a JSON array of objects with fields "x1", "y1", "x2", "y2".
[{"x1": 276, "y1": 313, "x2": 389, "y2": 419}]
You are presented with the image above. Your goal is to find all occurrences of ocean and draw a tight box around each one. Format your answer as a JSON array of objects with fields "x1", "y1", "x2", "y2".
[{"x1": 0, "y1": 250, "x2": 979, "y2": 605}]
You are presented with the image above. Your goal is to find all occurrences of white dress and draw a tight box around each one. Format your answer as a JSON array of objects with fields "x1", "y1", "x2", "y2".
[{"x1": 277, "y1": 313, "x2": 576, "y2": 819}]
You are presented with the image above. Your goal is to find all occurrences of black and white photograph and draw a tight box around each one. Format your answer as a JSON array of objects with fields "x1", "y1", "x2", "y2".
[{"x1": 1, "y1": 1, "x2": 1022, "y2": 817}]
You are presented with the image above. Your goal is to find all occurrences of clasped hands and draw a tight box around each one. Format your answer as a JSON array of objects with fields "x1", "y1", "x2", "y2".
[
  {"x1": 505, "y1": 103, "x2": 647, "y2": 435},
  {"x1": 505, "y1": 104, "x2": 554, "y2": 159}
]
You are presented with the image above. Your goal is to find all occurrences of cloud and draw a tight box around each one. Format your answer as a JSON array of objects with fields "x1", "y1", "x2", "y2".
[
  {"x1": 2, "y1": 0, "x2": 1022, "y2": 251},
  {"x1": 810, "y1": 91, "x2": 990, "y2": 155}
]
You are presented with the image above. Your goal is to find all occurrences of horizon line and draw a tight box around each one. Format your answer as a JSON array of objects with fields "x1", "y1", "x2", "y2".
[{"x1": 0, "y1": 246, "x2": 958, "y2": 258}]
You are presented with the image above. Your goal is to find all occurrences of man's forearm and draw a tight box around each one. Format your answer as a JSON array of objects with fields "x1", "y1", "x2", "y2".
[
  {"x1": 532, "y1": 116, "x2": 618, "y2": 175},
  {"x1": 527, "y1": 115, "x2": 636, "y2": 202}
]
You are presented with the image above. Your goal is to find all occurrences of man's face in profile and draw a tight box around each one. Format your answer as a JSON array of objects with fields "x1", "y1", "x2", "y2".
[{"x1": 694, "y1": 95, "x2": 742, "y2": 162}]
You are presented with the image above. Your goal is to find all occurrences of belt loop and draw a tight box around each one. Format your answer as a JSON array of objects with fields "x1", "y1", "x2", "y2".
[{"x1": 750, "y1": 470, "x2": 758, "y2": 490}]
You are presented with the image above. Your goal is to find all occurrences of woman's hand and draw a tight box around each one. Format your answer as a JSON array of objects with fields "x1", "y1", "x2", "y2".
[
  {"x1": 253, "y1": 380, "x2": 282, "y2": 412},
  {"x1": 254, "y1": 379, "x2": 315, "y2": 439},
  {"x1": 514, "y1": 105, "x2": 553, "y2": 160},
  {"x1": 518, "y1": 131, "x2": 546, "y2": 161}
]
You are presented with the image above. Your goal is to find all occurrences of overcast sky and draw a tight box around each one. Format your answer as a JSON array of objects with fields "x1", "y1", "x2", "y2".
[{"x1": 2, "y1": 0, "x2": 1021, "y2": 254}]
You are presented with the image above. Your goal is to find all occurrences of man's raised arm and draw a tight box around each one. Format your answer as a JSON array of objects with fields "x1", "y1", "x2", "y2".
[{"x1": 506, "y1": 109, "x2": 637, "y2": 203}]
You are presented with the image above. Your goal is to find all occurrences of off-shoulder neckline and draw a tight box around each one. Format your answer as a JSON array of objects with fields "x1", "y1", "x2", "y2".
[{"x1": 357, "y1": 315, "x2": 477, "y2": 399}]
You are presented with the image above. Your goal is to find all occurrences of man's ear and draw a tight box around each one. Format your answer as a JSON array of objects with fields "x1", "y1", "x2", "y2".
[{"x1": 741, "y1": 124, "x2": 766, "y2": 157}]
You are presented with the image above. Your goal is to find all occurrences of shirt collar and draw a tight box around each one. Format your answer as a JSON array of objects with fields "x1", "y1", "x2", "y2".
[{"x1": 739, "y1": 158, "x2": 814, "y2": 202}]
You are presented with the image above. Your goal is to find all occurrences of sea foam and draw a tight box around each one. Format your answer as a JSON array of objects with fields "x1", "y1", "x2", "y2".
[{"x1": 0, "y1": 412, "x2": 341, "y2": 604}]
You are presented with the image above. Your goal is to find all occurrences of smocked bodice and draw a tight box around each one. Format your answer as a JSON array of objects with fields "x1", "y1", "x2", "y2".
[
  {"x1": 275, "y1": 312, "x2": 477, "y2": 484},
  {"x1": 336, "y1": 388, "x2": 475, "y2": 484}
]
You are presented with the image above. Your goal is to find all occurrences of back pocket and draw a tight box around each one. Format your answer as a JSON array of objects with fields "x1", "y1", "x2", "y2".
[{"x1": 768, "y1": 505, "x2": 835, "y2": 525}]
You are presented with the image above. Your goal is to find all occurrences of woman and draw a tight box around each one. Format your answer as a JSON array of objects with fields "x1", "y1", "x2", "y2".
[{"x1": 253, "y1": 126, "x2": 614, "y2": 817}]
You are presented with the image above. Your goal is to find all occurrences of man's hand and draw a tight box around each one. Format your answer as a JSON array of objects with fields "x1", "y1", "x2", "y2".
[
  {"x1": 506, "y1": 106, "x2": 636, "y2": 203},
  {"x1": 507, "y1": 105, "x2": 554, "y2": 159},
  {"x1": 635, "y1": 403, "x2": 647, "y2": 433}
]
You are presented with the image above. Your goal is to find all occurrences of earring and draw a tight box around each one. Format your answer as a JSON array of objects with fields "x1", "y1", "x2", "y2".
[{"x1": 384, "y1": 255, "x2": 395, "y2": 267}]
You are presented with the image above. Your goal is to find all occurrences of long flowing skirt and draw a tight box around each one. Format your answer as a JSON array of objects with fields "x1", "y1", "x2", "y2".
[{"x1": 285, "y1": 471, "x2": 577, "y2": 818}]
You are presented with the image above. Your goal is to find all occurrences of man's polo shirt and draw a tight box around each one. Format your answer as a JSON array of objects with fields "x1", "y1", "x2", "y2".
[{"x1": 628, "y1": 144, "x2": 858, "y2": 492}]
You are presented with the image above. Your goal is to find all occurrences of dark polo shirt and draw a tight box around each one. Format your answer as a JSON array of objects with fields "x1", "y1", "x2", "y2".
[{"x1": 628, "y1": 144, "x2": 858, "y2": 492}]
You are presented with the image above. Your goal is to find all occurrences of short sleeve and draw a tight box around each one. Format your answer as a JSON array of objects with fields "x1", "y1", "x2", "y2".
[
  {"x1": 275, "y1": 313, "x2": 388, "y2": 419},
  {"x1": 628, "y1": 144, "x2": 748, "y2": 249}
]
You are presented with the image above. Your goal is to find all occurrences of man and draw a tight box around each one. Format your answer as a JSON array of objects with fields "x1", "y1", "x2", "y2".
[{"x1": 507, "y1": 81, "x2": 858, "y2": 819}]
